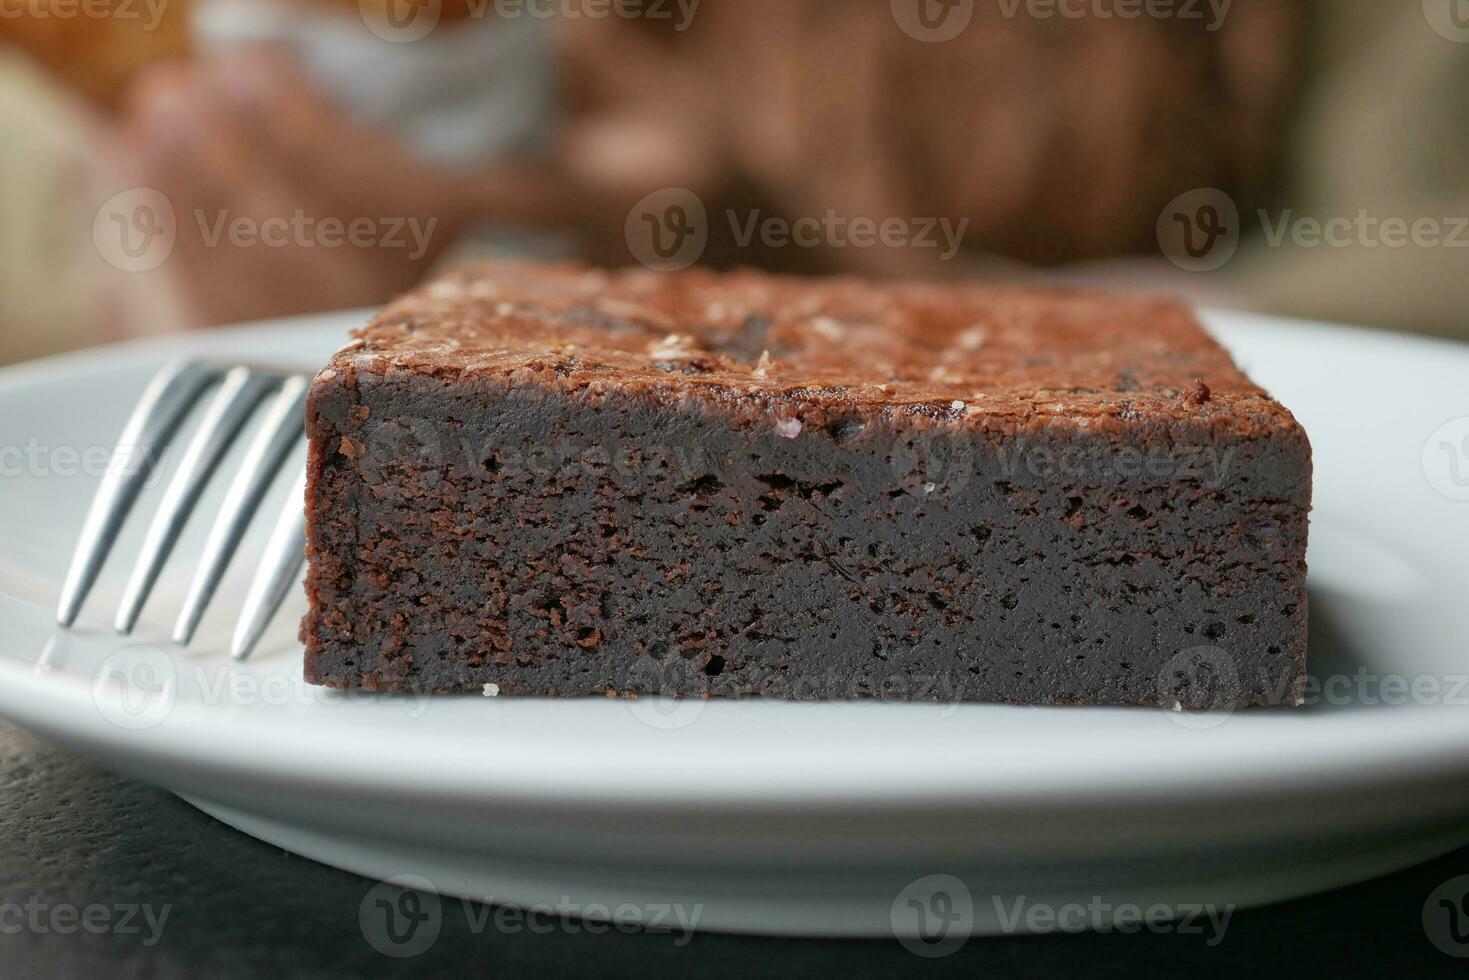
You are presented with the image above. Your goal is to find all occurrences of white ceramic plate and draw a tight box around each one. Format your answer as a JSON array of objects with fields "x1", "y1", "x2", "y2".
[{"x1": 0, "y1": 310, "x2": 1467, "y2": 939}]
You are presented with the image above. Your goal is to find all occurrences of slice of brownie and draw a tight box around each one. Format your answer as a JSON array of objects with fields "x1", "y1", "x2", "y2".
[{"x1": 301, "y1": 262, "x2": 1310, "y2": 707}]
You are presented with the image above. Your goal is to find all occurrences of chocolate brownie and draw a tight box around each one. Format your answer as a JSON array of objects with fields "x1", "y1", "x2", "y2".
[{"x1": 301, "y1": 262, "x2": 1311, "y2": 707}]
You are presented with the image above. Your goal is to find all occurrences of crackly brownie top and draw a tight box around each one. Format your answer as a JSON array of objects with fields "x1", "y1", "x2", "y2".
[{"x1": 330, "y1": 262, "x2": 1300, "y2": 437}]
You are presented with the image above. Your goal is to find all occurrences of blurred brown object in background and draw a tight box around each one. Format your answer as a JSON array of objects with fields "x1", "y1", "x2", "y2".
[
  {"x1": 310, "y1": 0, "x2": 482, "y2": 20},
  {"x1": 0, "y1": 0, "x2": 191, "y2": 109},
  {"x1": 559, "y1": 0, "x2": 1310, "y2": 275}
]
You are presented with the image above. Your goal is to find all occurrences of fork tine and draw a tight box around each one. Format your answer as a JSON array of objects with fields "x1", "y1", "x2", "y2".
[
  {"x1": 56, "y1": 359, "x2": 219, "y2": 627},
  {"x1": 231, "y1": 467, "x2": 308, "y2": 660},
  {"x1": 172, "y1": 375, "x2": 309, "y2": 645},
  {"x1": 114, "y1": 367, "x2": 279, "y2": 635}
]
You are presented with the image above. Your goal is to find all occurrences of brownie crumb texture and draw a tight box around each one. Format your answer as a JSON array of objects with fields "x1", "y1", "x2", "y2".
[
  {"x1": 300, "y1": 262, "x2": 1311, "y2": 708},
  {"x1": 1183, "y1": 378, "x2": 1212, "y2": 406}
]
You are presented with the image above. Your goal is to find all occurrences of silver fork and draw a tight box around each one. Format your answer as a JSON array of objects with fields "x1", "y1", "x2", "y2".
[{"x1": 56, "y1": 359, "x2": 311, "y2": 661}]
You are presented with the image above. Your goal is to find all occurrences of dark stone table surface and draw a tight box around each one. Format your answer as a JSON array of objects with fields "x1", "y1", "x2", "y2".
[{"x1": 1, "y1": 719, "x2": 1466, "y2": 978}]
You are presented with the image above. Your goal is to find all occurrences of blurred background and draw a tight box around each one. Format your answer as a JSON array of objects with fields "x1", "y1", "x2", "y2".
[{"x1": 1, "y1": 0, "x2": 1466, "y2": 366}]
